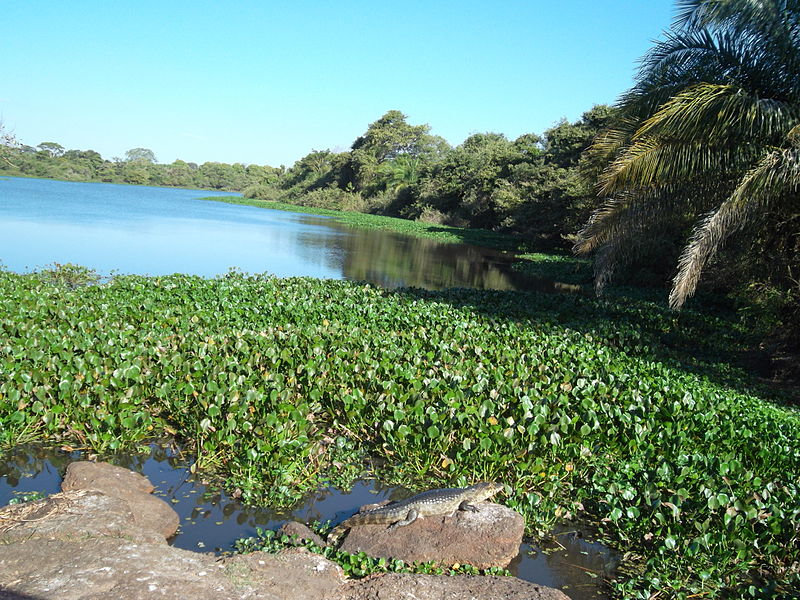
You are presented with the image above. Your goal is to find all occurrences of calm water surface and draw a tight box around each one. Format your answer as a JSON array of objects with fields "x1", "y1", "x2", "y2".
[
  {"x1": 1, "y1": 444, "x2": 616, "y2": 599},
  {"x1": 0, "y1": 176, "x2": 548, "y2": 291},
  {"x1": 0, "y1": 179, "x2": 606, "y2": 593}
]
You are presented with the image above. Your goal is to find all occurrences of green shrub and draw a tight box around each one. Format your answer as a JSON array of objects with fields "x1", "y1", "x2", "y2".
[
  {"x1": 242, "y1": 183, "x2": 282, "y2": 201},
  {"x1": 35, "y1": 262, "x2": 102, "y2": 289}
]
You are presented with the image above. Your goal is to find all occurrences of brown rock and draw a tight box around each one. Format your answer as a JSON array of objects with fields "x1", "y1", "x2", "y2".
[
  {"x1": 0, "y1": 533, "x2": 566, "y2": 600},
  {"x1": 0, "y1": 538, "x2": 345, "y2": 600},
  {"x1": 61, "y1": 461, "x2": 179, "y2": 538},
  {"x1": 0, "y1": 490, "x2": 166, "y2": 545},
  {"x1": 278, "y1": 521, "x2": 326, "y2": 546},
  {"x1": 229, "y1": 548, "x2": 346, "y2": 600},
  {"x1": 0, "y1": 464, "x2": 567, "y2": 600},
  {"x1": 343, "y1": 573, "x2": 571, "y2": 600},
  {"x1": 338, "y1": 502, "x2": 524, "y2": 569}
]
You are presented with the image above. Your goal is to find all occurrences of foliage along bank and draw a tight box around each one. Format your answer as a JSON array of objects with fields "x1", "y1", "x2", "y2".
[
  {"x1": 0, "y1": 143, "x2": 282, "y2": 192},
  {"x1": 1, "y1": 265, "x2": 798, "y2": 598},
  {"x1": 243, "y1": 108, "x2": 615, "y2": 252},
  {"x1": 0, "y1": 107, "x2": 613, "y2": 254}
]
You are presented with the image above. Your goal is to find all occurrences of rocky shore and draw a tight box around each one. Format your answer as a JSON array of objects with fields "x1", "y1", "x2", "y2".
[{"x1": 0, "y1": 462, "x2": 569, "y2": 600}]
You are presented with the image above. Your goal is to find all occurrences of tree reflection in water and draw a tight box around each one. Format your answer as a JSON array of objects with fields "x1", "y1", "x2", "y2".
[{"x1": 295, "y1": 216, "x2": 583, "y2": 293}]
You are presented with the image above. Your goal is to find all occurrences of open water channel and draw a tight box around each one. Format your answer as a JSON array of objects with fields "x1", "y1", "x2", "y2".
[
  {"x1": 0, "y1": 176, "x2": 554, "y2": 290},
  {"x1": 0, "y1": 177, "x2": 611, "y2": 597}
]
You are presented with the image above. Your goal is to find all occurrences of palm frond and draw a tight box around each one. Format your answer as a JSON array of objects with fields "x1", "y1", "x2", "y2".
[
  {"x1": 788, "y1": 123, "x2": 800, "y2": 143},
  {"x1": 672, "y1": 0, "x2": 800, "y2": 99},
  {"x1": 670, "y1": 145, "x2": 800, "y2": 307},
  {"x1": 574, "y1": 193, "x2": 637, "y2": 255},
  {"x1": 622, "y1": 28, "x2": 727, "y2": 115},
  {"x1": 580, "y1": 190, "x2": 691, "y2": 294},
  {"x1": 599, "y1": 138, "x2": 758, "y2": 195},
  {"x1": 575, "y1": 182, "x2": 706, "y2": 255},
  {"x1": 638, "y1": 27, "x2": 721, "y2": 79},
  {"x1": 634, "y1": 83, "x2": 796, "y2": 144},
  {"x1": 676, "y1": 0, "x2": 800, "y2": 39},
  {"x1": 579, "y1": 0, "x2": 800, "y2": 304}
]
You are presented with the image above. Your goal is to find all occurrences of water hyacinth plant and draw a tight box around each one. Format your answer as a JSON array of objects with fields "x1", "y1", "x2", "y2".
[{"x1": 0, "y1": 266, "x2": 798, "y2": 597}]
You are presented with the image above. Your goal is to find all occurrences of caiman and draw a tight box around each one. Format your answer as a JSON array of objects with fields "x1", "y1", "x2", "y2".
[{"x1": 327, "y1": 481, "x2": 503, "y2": 545}]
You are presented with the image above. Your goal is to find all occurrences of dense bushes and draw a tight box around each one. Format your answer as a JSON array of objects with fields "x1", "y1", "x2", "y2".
[{"x1": 242, "y1": 107, "x2": 616, "y2": 250}]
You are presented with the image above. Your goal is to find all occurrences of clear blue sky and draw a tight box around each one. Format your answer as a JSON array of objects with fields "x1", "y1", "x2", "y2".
[{"x1": 2, "y1": 1, "x2": 675, "y2": 167}]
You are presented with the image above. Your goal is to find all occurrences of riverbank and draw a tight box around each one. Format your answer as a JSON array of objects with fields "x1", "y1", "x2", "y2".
[
  {"x1": 1, "y1": 460, "x2": 561, "y2": 600},
  {"x1": 1, "y1": 267, "x2": 798, "y2": 597},
  {"x1": 203, "y1": 195, "x2": 530, "y2": 249},
  {"x1": 203, "y1": 195, "x2": 596, "y2": 287}
]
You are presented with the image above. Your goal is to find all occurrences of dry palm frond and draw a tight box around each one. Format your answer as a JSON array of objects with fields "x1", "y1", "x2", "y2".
[
  {"x1": 788, "y1": 123, "x2": 800, "y2": 143},
  {"x1": 576, "y1": 184, "x2": 706, "y2": 297},
  {"x1": 670, "y1": 145, "x2": 800, "y2": 307},
  {"x1": 577, "y1": 177, "x2": 731, "y2": 257}
]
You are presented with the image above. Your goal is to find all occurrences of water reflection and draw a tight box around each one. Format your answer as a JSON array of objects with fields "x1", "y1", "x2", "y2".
[
  {"x1": 290, "y1": 214, "x2": 585, "y2": 292},
  {"x1": 0, "y1": 177, "x2": 580, "y2": 293},
  {"x1": 512, "y1": 527, "x2": 618, "y2": 599},
  {"x1": 0, "y1": 443, "x2": 615, "y2": 599}
]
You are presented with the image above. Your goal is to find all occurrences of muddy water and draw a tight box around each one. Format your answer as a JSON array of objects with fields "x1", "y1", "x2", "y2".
[{"x1": 0, "y1": 443, "x2": 616, "y2": 599}]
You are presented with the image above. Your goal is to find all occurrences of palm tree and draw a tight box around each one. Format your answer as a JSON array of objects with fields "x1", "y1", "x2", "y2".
[
  {"x1": 378, "y1": 155, "x2": 422, "y2": 191},
  {"x1": 575, "y1": 0, "x2": 800, "y2": 309}
]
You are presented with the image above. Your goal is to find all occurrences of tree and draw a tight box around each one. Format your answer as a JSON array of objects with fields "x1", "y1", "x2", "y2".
[
  {"x1": 351, "y1": 110, "x2": 435, "y2": 162},
  {"x1": 163, "y1": 160, "x2": 195, "y2": 188},
  {"x1": 121, "y1": 161, "x2": 150, "y2": 185},
  {"x1": 278, "y1": 150, "x2": 348, "y2": 194},
  {"x1": 378, "y1": 154, "x2": 422, "y2": 191},
  {"x1": 0, "y1": 122, "x2": 18, "y2": 166},
  {"x1": 60, "y1": 149, "x2": 104, "y2": 180},
  {"x1": 37, "y1": 141, "x2": 64, "y2": 158},
  {"x1": 416, "y1": 132, "x2": 522, "y2": 228},
  {"x1": 245, "y1": 163, "x2": 282, "y2": 186},
  {"x1": 196, "y1": 162, "x2": 249, "y2": 190},
  {"x1": 124, "y1": 147, "x2": 157, "y2": 163},
  {"x1": 544, "y1": 105, "x2": 616, "y2": 168},
  {"x1": 348, "y1": 110, "x2": 448, "y2": 192},
  {"x1": 574, "y1": 0, "x2": 800, "y2": 309}
]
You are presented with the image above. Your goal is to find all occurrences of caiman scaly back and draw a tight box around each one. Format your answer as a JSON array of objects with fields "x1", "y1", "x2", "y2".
[{"x1": 327, "y1": 481, "x2": 503, "y2": 545}]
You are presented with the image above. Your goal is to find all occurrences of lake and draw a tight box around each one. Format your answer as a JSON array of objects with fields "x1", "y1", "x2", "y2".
[{"x1": 0, "y1": 176, "x2": 546, "y2": 291}]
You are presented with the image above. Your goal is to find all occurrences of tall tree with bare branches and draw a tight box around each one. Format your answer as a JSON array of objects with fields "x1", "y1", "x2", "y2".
[
  {"x1": 0, "y1": 121, "x2": 18, "y2": 167},
  {"x1": 575, "y1": 0, "x2": 800, "y2": 309}
]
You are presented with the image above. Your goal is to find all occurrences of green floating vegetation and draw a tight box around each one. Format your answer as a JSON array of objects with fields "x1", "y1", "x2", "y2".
[
  {"x1": 234, "y1": 528, "x2": 511, "y2": 578},
  {"x1": 5, "y1": 491, "x2": 46, "y2": 505},
  {"x1": 0, "y1": 266, "x2": 798, "y2": 598}
]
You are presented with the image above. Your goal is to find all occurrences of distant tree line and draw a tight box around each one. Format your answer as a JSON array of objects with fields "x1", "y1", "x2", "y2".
[
  {"x1": 0, "y1": 141, "x2": 282, "y2": 192},
  {"x1": 0, "y1": 109, "x2": 616, "y2": 251},
  {"x1": 244, "y1": 108, "x2": 616, "y2": 250}
]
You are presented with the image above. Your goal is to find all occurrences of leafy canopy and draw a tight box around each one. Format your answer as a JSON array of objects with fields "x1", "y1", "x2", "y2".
[{"x1": 124, "y1": 147, "x2": 157, "y2": 164}]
